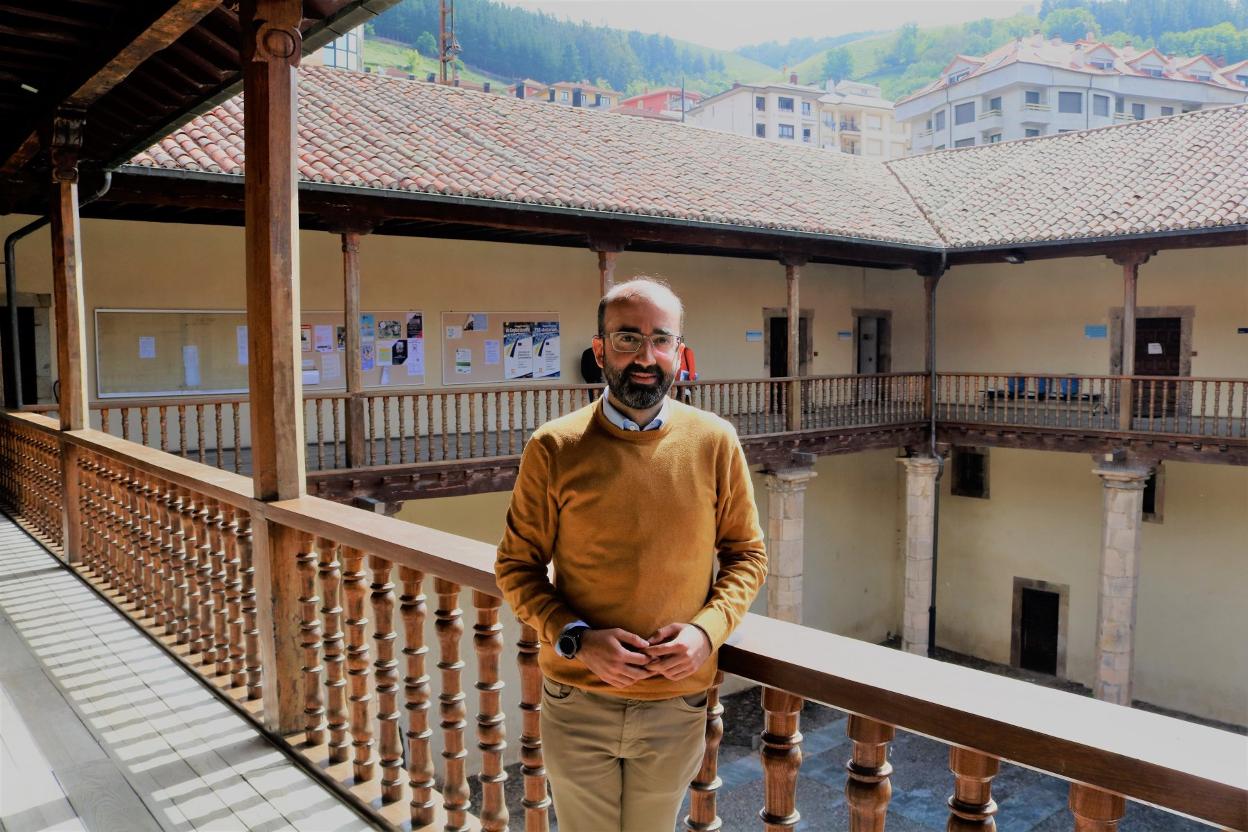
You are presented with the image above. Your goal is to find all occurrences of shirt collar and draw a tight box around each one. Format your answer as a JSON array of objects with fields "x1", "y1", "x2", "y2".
[{"x1": 601, "y1": 388, "x2": 671, "y2": 431}]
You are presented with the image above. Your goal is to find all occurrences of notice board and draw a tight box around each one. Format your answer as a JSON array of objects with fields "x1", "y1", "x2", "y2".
[
  {"x1": 439, "y1": 311, "x2": 561, "y2": 386},
  {"x1": 95, "y1": 308, "x2": 426, "y2": 398}
]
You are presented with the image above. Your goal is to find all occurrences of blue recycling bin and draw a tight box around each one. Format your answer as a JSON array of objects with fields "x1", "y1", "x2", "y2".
[
  {"x1": 1035, "y1": 377, "x2": 1049, "y2": 397},
  {"x1": 1007, "y1": 376, "x2": 1028, "y2": 397},
  {"x1": 1059, "y1": 377, "x2": 1080, "y2": 398}
]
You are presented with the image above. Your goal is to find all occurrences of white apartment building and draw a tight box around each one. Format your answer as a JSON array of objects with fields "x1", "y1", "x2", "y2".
[
  {"x1": 897, "y1": 33, "x2": 1248, "y2": 154},
  {"x1": 688, "y1": 75, "x2": 909, "y2": 160}
]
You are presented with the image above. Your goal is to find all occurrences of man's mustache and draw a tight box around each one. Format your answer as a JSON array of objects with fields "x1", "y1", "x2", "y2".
[{"x1": 624, "y1": 364, "x2": 662, "y2": 378}]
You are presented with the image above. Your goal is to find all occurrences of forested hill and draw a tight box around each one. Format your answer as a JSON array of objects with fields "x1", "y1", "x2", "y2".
[{"x1": 370, "y1": 0, "x2": 774, "y2": 94}]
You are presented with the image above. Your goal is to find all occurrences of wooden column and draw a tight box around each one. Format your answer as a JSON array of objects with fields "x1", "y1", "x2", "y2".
[
  {"x1": 48, "y1": 111, "x2": 88, "y2": 562},
  {"x1": 922, "y1": 267, "x2": 943, "y2": 416},
  {"x1": 241, "y1": 0, "x2": 305, "y2": 736},
  {"x1": 781, "y1": 256, "x2": 807, "y2": 432},
  {"x1": 341, "y1": 230, "x2": 366, "y2": 467},
  {"x1": 1112, "y1": 252, "x2": 1151, "y2": 431},
  {"x1": 589, "y1": 238, "x2": 626, "y2": 297}
]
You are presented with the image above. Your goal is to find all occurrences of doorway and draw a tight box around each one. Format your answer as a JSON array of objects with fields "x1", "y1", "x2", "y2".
[
  {"x1": 1133, "y1": 316, "x2": 1181, "y2": 417},
  {"x1": 852, "y1": 309, "x2": 892, "y2": 375},
  {"x1": 1010, "y1": 577, "x2": 1068, "y2": 678},
  {"x1": 765, "y1": 313, "x2": 811, "y2": 378},
  {"x1": 1, "y1": 306, "x2": 38, "y2": 407}
]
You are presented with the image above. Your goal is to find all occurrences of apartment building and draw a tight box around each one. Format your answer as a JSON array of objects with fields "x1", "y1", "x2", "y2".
[
  {"x1": 689, "y1": 75, "x2": 909, "y2": 159},
  {"x1": 616, "y1": 87, "x2": 703, "y2": 120},
  {"x1": 898, "y1": 33, "x2": 1248, "y2": 153}
]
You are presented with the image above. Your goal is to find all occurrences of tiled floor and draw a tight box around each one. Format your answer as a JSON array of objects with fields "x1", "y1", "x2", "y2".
[{"x1": 0, "y1": 516, "x2": 373, "y2": 832}]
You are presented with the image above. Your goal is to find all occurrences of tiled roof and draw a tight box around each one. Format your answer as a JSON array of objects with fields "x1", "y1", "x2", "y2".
[
  {"x1": 130, "y1": 66, "x2": 1248, "y2": 252},
  {"x1": 131, "y1": 66, "x2": 942, "y2": 246},
  {"x1": 887, "y1": 104, "x2": 1248, "y2": 247}
]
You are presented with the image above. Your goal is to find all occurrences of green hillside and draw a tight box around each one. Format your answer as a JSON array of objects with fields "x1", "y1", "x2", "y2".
[{"x1": 362, "y1": 38, "x2": 502, "y2": 87}]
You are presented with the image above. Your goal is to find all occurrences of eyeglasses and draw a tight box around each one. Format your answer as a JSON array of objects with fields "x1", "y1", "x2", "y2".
[{"x1": 600, "y1": 331, "x2": 683, "y2": 355}]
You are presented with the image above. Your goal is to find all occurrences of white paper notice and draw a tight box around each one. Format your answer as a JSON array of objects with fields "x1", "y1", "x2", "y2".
[
  {"x1": 455, "y1": 347, "x2": 472, "y2": 375},
  {"x1": 301, "y1": 358, "x2": 319, "y2": 386},
  {"x1": 484, "y1": 339, "x2": 501, "y2": 365},
  {"x1": 407, "y1": 339, "x2": 424, "y2": 376},
  {"x1": 446, "y1": 325, "x2": 463, "y2": 340},
  {"x1": 236, "y1": 325, "x2": 248, "y2": 365},
  {"x1": 139, "y1": 336, "x2": 156, "y2": 359},
  {"x1": 321, "y1": 352, "x2": 341, "y2": 381},
  {"x1": 1147, "y1": 342, "x2": 1163, "y2": 355},
  {"x1": 379, "y1": 366, "x2": 391, "y2": 385},
  {"x1": 182, "y1": 345, "x2": 201, "y2": 387},
  {"x1": 314, "y1": 324, "x2": 333, "y2": 352}
]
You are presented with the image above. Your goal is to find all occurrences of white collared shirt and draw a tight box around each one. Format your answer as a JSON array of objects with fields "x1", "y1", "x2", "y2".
[{"x1": 600, "y1": 387, "x2": 671, "y2": 432}]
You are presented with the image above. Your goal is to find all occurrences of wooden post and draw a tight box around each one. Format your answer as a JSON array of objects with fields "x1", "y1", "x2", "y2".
[
  {"x1": 759, "y1": 686, "x2": 803, "y2": 831},
  {"x1": 845, "y1": 715, "x2": 894, "y2": 831},
  {"x1": 1069, "y1": 783, "x2": 1126, "y2": 831},
  {"x1": 922, "y1": 267, "x2": 943, "y2": 417},
  {"x1": 1112, "y1": 252, "x2": 1151, "y2": 431},
  {"x1": 589, "y1": 237, "x2": 626, "y2": 297},
  {"x1": 781, "y1": 256, "x2": 807, "y2": 432},
  {"x1": 341, "y1": 230, "x2": 366, "y2": 468},
  {"x1": 48, "y1": 110, "x2": 87, "y2": 562},
  {"x1": 241, "y1": 0, "x2": 305, "y2": 736}
]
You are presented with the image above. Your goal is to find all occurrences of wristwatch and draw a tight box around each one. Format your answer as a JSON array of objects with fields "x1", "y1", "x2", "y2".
[{"x1": 556, "y1": 625, "x2": 590, "y2": 659}]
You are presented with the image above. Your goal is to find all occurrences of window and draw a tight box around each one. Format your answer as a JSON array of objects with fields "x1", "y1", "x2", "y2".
[
  {"x1": 802, "y1": 127, "x2": 811, "y2": 142},
  {"x1": 1090, "y1": 59, "x2": 1114, "y2": 70},
  {"x1": 778, "y1": 124, "x2": 795, "y2": 139},
  {"x1": 1132, "y1": 102, "x2": 1145, "y2": 120},
  {"x1": 1190, "y1": 72, "x2": 1211, "y2": 81},
  {"x1": 987, "y1": 133, "x2": 1002, "y2": 143},
  {"x1": 924, "y1": 118, "x2": 932, "y2": 130},
  {"x1": 954, "y1": 137, "x2": 975, "y2": 147},
  {"x1": 1143, "y1": 466, "x2": 1164, "y2": 523},
  {"x1": 801, "y1": 101, "x2": 812, "y2": 116},
  {"x1": 1161, "y1": 105, "x2": 1174, "y2": 116},
  {"x1": 755, "y1": 123, "x2": 766, "y2": 138},
  {"x1": 1025, "y1": 128, "x2": 1041, "y2": 137},
  {"x1": 933, "y1": 109, "x2": 946, "y2": 130},
  {"x1": 951, "y1": 447, "x2": 989, "y2": 498},
  {"x1": 778, "y1": 96, "x2": 794, "y2": 112},
  {"x1": 866, "y1": 114, "x2": 882, "y2": 130},
  {"x1": 560, "y1": 91, "x2": 569, "y2": 102},
  {"x1": 1093, "y1": 94, "x2": 1109, "y2": 116},
  {"x1": 1237, "y1": 74, "x2": 1248, "y2": 86},
  {"x1": 988, "y1": 96, "x2": 1002, "y2": 112},
  {"x1": 1058, "y1": 91, "x2": 1082, "y2": 113},
  {"x1": 1115, "y1": 96, "x2": 1125, "y2": 113},
  {"x1": 755, "y1": 95, "x2": 765, "y2": 111},
  {"x1": 948, "y1": 69, "x2": 970, "y2": 84},
  {"x1": 1143, "y1": 67, "x2": 1165, "y2": 78},
  {"x1": 954, "y1": 101, "x2": 975, "y2": 124},
  {"x1": 1025, "y1": 90, "x2": 1041, "y2": 105}
]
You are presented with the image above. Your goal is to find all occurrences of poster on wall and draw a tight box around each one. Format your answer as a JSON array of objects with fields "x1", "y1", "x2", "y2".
[
  {"x1": 407, "y1": 339, "x2": 424, "y2": 376},
  {"x1": 300, "y1": 325, "x2": 312, "y2": 352},
  {"x1": 533, "y1": 321, "x2": 561, "y2": 378},
  {"x1": 455, "y1": 348, "x2": 473, "y2": 374},
  {"x1": 503, "y1": 322, "x2": 534, "y2": 379},
  {"x1": 237, "y1": 325, "x2": 249, "y2": 365},
  {"x1": 406, "y1": 313, "x2": 423, "y2": 338},
  {"x1": 361, "y1": 342, "x2": 375, "y2": 371}
]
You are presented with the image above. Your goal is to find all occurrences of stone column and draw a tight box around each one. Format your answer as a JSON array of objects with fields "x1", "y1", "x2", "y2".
[
  {"x1": 900, "y1": 455, "x2": 941, "y2": 655},
  {"x1": 763, "y1": 466, "x2": 816, "y2": 624},
  {"x1": 1092, "y1": 464, "x2": 1149, "y2": 706}
]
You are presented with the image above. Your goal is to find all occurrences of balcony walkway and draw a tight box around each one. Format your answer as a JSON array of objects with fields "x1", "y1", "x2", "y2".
[{"x1": 0, "y1": 515, "x2": 372, "y2": 832}]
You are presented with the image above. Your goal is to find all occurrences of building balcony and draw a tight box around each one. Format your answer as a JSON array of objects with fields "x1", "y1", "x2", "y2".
[
  {"x1": 839, "y1": 120, "x2": 861, "y2": 133},
  {"x1": 1023, "y1": 102, "x2": 1051, "y2": 112},
  {"x1": 1, "y1": 403, "x2": 1245, "y2": 832}
]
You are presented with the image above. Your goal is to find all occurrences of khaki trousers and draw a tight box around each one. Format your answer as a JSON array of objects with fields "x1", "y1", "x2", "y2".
[{"x1": 541, "y1": 678, "x2": 707, "y2": 832}]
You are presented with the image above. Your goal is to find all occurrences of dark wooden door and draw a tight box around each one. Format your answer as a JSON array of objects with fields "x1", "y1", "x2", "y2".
[
  {"x1": 1133, "y1": 317, "x2": 1181, "y2": 417},
  {"x1": 769, "y1": 316, "x2": 809, "y2": 415},
  {"x1": 1019, "y1": 588, "x2": 1059, "y2": 675},
  {"x1": 0, "y1": 306, "x2": 37, "y2": 407}
]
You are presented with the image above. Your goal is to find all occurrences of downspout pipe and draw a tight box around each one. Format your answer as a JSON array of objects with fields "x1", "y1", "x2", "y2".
[
  {"x1": 926, "y1": 251, "x2": 947, "y2": 658},
  {"x1": 3, "y1": 170, "x2": 111, "y2": 409}
]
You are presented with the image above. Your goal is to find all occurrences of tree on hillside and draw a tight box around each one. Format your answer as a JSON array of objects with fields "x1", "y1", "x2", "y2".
[
  {"x1": 887, "y1": 22, "x2": 919, "y2": 68},
  {"x1": 823, "y1": 47, "x2": 854, "y2": 82},
  {"x1": 416, "y1": 30, "x2": 437, "y2": 58},
  {"x1": 1043, "y1": 7, "x2": 1100, "y2": 41}
]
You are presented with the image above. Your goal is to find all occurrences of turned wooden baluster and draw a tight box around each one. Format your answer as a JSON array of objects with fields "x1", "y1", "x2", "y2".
[
  {"x1": 125, "y1": 468, "x2": 146, "y2": 611},
  {"x1": 318, "y1": 538, "x2": 349, "y2": 763},
  {"x1": 473, "y1": 591, "x2": 508, "y2": 832},
  {"x1": 1069, "y1": 784, "x2": 1126, "y2": 831},
  {"x1": 516, "y1": 621, "x2": 550, "y2": 831},
  {"x1": 685, "y1": 670, "x2": 725, "y2": 832},
  {"x1": 169, "y1": 487, "x2": 192, "y2": 642},
  {"x1": 209, "y1": 501, "x2": 229, "y2": 674},
  {"x1": 400, "y1": 566, "x2": 436, "y2": 826},
  {"x1": 183, "y1": 489, "x2": 205, "y2": 652},
  {"x1": 342, "y1": 546, "x2": 376, "y2": 782},
  {"x1": 947, "y1": 747, "x2": 999, "y2": 830},
  {"x1": 370, "y1": 555, "x2": 402, "y2": 803},
  {"x1": 297, "y1": 532, "x2": 325, "y2": 745},
  {"x1": 760, "y1": 687, "x2": 803, "y2": 831},
  {"x1": 194, "y1": 496, "x2": 216, "y2": 663},
  {"x1": 845, "y1": 715, "x2": 895, "y2": 831},
  {"x1": 238, "y1": 512, "x2": 263, "y2": 700},
  {"x1": 142, "y1": 477, "x2": 163, "y2": 621},
  {"x1": 435, "y1": 577, "x2": 471, "y2": 830},
  {"x1": 219, "y1": 506, "x2": 241, "y2": 679},
  {"x1": 156, "y1": 481, "x2": 177, "y2": 631}
]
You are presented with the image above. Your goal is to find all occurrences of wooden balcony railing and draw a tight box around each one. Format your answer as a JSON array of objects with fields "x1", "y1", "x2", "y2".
[{"x1": 2, "y1": 408, "x2": 1244, "y2": 831}]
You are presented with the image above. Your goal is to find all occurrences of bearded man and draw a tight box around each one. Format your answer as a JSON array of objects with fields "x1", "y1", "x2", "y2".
[{"x1": 495, "y1": 277, "x2": 767, "y2": 832}]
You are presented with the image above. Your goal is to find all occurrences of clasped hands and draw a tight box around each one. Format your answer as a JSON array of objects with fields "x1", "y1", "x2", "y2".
[{"x1": 577, "y1": 622, "x2": 711, "y2": 688}]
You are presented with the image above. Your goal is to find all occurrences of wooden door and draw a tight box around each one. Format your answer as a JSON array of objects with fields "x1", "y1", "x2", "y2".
[
  {"x1": 1133, "y1": 317, "x2": 1182, "y2": 417},
  {"x1": 1019, "y1": 588, "x2": 1059, "y2": 675}
]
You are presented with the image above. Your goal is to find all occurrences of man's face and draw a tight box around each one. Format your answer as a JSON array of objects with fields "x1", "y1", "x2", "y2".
[{"x1": 594, "y1": 294, "x2": 683, "y2": 411}]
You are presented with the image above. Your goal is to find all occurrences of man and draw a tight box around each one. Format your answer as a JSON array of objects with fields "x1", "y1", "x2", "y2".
[{"x1": 496, "y1": 277, "x2": 767, "y2": 832}]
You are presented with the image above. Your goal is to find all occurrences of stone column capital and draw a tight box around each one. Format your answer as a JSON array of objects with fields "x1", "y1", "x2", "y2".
[
  {"x1": 1093, "y1": 465, "x2": 1150, "y2": 489},
  {"x1": 763, "y1": 466, "x2": 817, "y2": 492},
  {"x1": 899, "y1": 455, "x2": 941, "y2": 478}
]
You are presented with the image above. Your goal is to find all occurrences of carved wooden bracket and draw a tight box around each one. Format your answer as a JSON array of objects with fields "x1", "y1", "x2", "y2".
[
  {"x1": 587, "y1": 235, "x2": 628, "y2": 254},
  {"x1": 1110, "y1": 249, "x2": 1156, "y2": 268},
  {"x1": 47, "y1": 109, "x2": 86, "y2": 185},
  {"x1": 240, "y1": 0, "x2": 303, "y2": 67},
  {"x1": 778, "y1": 252, "x2": 809, "y2": 268}
]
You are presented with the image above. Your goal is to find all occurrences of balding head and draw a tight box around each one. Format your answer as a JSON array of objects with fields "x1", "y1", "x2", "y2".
[{"x1": 597, "y1": 277, "x2": 685, "y2": 336}]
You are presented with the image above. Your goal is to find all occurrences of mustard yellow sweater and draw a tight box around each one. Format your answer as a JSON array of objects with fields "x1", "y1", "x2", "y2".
[{"x1": 495, "y1": 398, "x2": 767, "y2": 699}]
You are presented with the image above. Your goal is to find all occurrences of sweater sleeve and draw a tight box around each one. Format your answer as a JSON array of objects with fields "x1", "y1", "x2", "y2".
[
  {"x1": 495, "y1": 435, "x2": 580, "y2": 645},
  {"x1": 690, "y1": 430, "x2": 768, "y2": 649}
]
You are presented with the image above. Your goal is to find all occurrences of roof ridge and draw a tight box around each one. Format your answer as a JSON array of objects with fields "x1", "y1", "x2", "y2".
[{"x1": 883, "y1": 158, "x2": 951, "y2": 247}]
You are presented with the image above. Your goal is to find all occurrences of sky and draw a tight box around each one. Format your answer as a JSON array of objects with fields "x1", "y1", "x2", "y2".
[{"x1": 501, "y1": 1, "x2": 1037, "y2": 51}]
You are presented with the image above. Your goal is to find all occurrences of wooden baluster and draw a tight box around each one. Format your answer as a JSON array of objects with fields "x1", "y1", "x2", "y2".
[
  {"x1": 139, "y1": 477, "x2": 159, "y2": 621},
  {"x1": 366, "y1": 397, "x2": 375, "y2": 466},
  {"x1": 195, "y1": 405, "x2": 206, "y2": 464},
  {"x1": 1069, "y1": 784, "x2": 1125, "y2": 831},
  {"x1": 517, "y1": 621, "x2": 550, "y2": 831},
  {"x1": 947, "y1": 748, "x2": 999, "y2": 830},
  {"x1": 440, "y1": 394, "x2": 450, "y2": 461},
  {"x1": 185, "y1": 491, "x2": 208, "y2": 654},
  {"x1": 1214, "y1": 381, "x2": 1224, "y2": 438},
  {"x1": 492, "y1": 391, "x2": 501, "y2": 456},
  {"x1": 471, "y1": 391, "x2": 480, "y2": 459},
  {"x1": 144, "y1": 407, "x2": 154, "y2": 449},
  {"x1": 315, "y1": 399, "x2": 325, "y2": 470},
  {"x1": 155, "y1": 480, "x2": 175, "y2": 631},
  {"x1": 1199, "y1": 380, "x2": 1210, "y2": 436},
  {"x1": 195, "y1": 496, "x2": 216, "y2": 663},
  {"x1": 239, "y1": 512, "x2": 263, "y2": 699},
  {"x1": 507, "y1": 391, "x2": 516, "y2": 455},
  {"x1": 223, "y1": 506, "x2": 244, "y2": 685},
  {"x1": 177, "y1": 405, "x2": 187, "y2": 457},
  {"x1": 845, "y1": 715, "x2": 895, "y2": 832},
  {"x1": 369, "y1": 555, "x2": 402, "y2": 802},
  {"x1": 760, "y1": 687, "x2": 802, "y2": 831},
  {"x1": 383, "y1": 395, "x2": 393, "y2": 465},
  {"x1": 210, "y1": 503, "x2": 231, "y2": 677},
  {"x1": 296, "y1": 532, "x2": 325, "y2": 745},
  {"x1": 316, "y1": 537, "x2": 349, "y2": 762},
  {"x1": 214, "y1": 403, "x2": 223, "y2": 469},
  {"x1": 120, "y1": 408, "x2": 130, "y2": 441},
  {"x1": 170, "y1": 487, "x2": 192, "y2": 643},
  {"x1": 685, "y1": 670, "x2": 725, "y2": 832},
  {"x1": 424, "y1": 393, "x2": 434, "y2": 462},
  {"x1": 435, "y1": 577, "x2": 470, "y2": 830},
  {"x1": 100, "y1": 408, "x2": 110, "y2": 436},
  {"x1": 342, "y1": 546, "x2": 375, "y2": 782},
  {"x1": 332, "y1": 398, "x2": 343, "y2": 468},
  {"x1": 232, "y1": 402, "x2": 242, "y2": 473},
  {"x1": 398, "y1": 395, "x2": 409, "y2": 464},
  {"x1": 455, "y1": 392, "x2": 464, "y2": 459},
  {"x1": 401, "y1": 567, "x2": 436, "y2": 826},
  {"x1": 521, "y1": 390, "x2": 530, "y2": 446},
  {"x1": 473, "y1": 591, "x2": 508, "y2": 832}
]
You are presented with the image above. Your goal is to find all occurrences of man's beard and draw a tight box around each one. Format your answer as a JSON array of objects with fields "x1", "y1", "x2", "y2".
[{"x1": 603, "y1": 360, "x2": 674, "y2": 410}]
